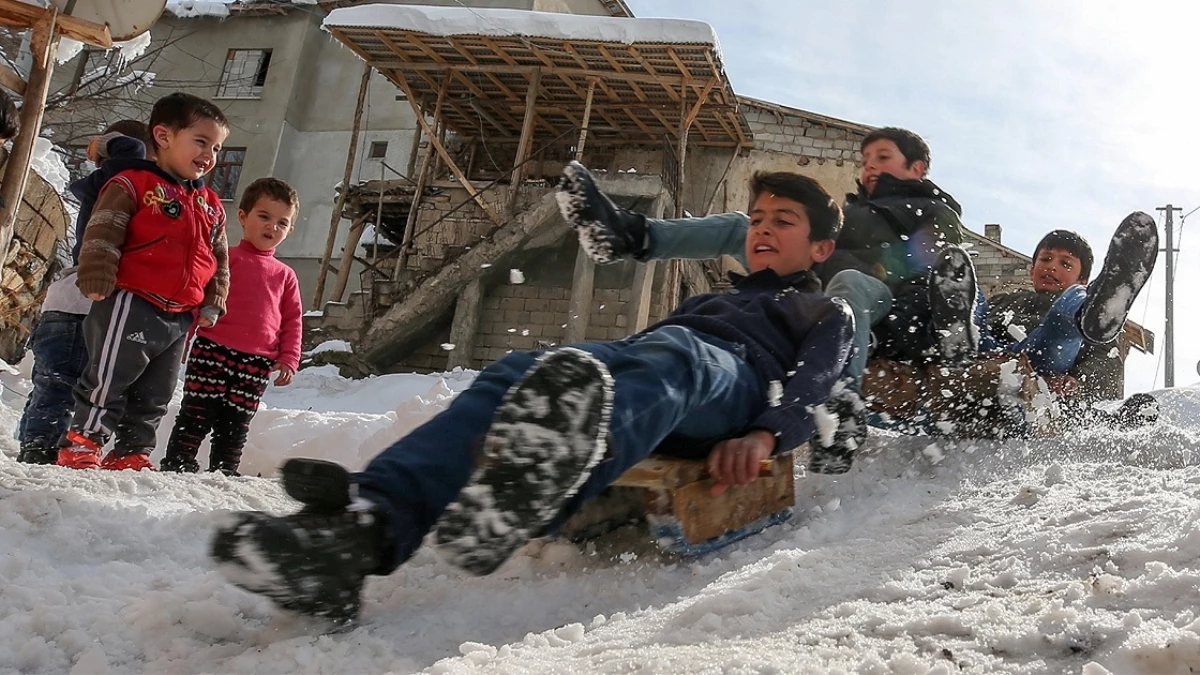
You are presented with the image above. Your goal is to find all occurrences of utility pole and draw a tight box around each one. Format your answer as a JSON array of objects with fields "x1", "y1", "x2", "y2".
[{"x1": 1157, "y1": 205, "x2": 1181, "y2": 387}]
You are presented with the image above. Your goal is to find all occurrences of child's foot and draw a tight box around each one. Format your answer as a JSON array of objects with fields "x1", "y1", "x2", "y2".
[
  {"x1": 1102, "y1": 392, "x2": 1159, "y2": 429},
  {"x1": 1078, "y1": 211, "x2": 1158, "y2": 344},
  {"x1": 928, "y1": 245, "x2": 980, "y2": 365},
  {"x1": 160, "y1": 455, "x2": 200, "y2": 473},
  {"x1": 100, "y1": 451, "x2": 156, "y2": 471},
  {"x1": 17, "y1": 442, "x2": 57, "y2": 465},
  {"x1": 435, "y1": 347, "x2": 613, "y2": 575},
  {"x1": 808, "y1": 381, "x2": 867, "y2": 475},
  {"x1": 56, "y1": 431, "x2": 101, "y2": 470},
  {"x1": 211, "y1": 459, "x2": 385, "y2": 624},
  {"x1": 557, "y1": 161, "x2": 648, "y2": 264}
]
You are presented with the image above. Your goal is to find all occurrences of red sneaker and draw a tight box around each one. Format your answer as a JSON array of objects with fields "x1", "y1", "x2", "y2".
[
  {"x1": 56, "y1": 431, "x2": 102, "y2": 470},
  {"x1": 100, "y1": 452, "x2": 157, "y2": 472}
]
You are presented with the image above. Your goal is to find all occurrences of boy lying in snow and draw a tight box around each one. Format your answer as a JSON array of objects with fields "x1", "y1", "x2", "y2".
[{"x1": 210, "y1": 171, "x2": 856, "y2": 624}]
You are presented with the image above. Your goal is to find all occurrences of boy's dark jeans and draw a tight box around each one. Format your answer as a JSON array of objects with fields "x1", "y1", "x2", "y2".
[
  {"x1": 355, "y1": 325, "x2": 766, "y2": 573},
  {"x1": 18, "y1": 311, "x2": 88, "y2": 450}
]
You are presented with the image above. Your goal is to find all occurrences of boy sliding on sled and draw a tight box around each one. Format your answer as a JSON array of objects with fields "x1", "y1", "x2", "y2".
[
  {"x1": 972, "y1": 218, "x2": 1160, "y2": 427},
  {"x1": 212, "y1": 172, "x2": 855, "y2": 624}
]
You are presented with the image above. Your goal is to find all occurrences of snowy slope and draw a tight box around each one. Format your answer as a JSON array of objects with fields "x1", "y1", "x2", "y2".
[{"x1": 2, "y1": 358, "x2": 1200, "y2": 674}]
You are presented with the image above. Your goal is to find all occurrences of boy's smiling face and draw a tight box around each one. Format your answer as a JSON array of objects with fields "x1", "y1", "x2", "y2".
[
  {"x1": 745, "y1": 192, "x2": 834, "y2": 276},
  {"x1": 1030, "y1": 247, "x2": 1085, "y2": 292},
  {"x1": 859, "y1": 138, "x2": 926, "y2": 195}
]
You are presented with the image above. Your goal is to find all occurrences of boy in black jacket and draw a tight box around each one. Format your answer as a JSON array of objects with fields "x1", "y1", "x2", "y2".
[
  {"x1": 16, "y1": 120, "x2": 152, "y2": 464},
  {"x1": 211, "y1": 171, "x2": 855, "y2": 623}
]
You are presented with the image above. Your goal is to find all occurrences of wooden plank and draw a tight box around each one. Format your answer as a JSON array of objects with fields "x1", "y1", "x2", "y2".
[
  {"x1": 506, "y1": 68, "x2": 541, "y2": 217},
  {"x1": 446, "y1": 277, "x2": 484, "y2": 370},
  {"x1": 0, "y1": 0, "x2": 111, "y2": 48},
  {"x1": 613, "y1": 454, "x2": 781, "y2": 490},
  {"x1": 394, "y1": 74, "x2": 505, "y2": 228},
  {"x1": 329, "y1": 214, "x2": 370, "y2": 303},
  {"x1": 656, "y1": 454, "x2": 794, "y2": 545},
  {"x1": 596, "y1": 45, "x2": 648, "y2": 102}
]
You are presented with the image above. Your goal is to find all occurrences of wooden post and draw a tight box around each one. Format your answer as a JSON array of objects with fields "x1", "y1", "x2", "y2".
[
  {"x1": 394, "y1": 72, "x2": 450, "y2": 276},
  {"x1": 405, "y1": 121, "x2": 423, "y2": 179},
  {"x1": 626, "y1": 191, "x2": 666, "y2": 332},
  {"x1": 329, "y1": 214, "x2": 370, "y2": 303},
  {"x1": 564, "y1": 78, "x2": 599, "y2": 346},
  {"x1": 312, "y1": 62, "x2": 371, "y2": 310},
  {"x1": 393, "y1": 74, "x2": 504, "y2": 227},
  {"x1": 0, "y1": 8, "x2": 57, "y2": 263},
  {"x1": 506, "y1": 68, "x2": 541, "y2": 217},
  {"x1": 446, "y1": 277, "x2": 484, "y2": 370}
]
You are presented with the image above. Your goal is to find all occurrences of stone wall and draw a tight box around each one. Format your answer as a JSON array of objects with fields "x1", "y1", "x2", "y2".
[{"x1": 963, "y1": 228, "x2": 1033, "y2": 294}]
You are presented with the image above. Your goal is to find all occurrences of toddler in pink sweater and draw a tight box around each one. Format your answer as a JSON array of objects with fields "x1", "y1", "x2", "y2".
[{"x1": 162, "y1": 178, "x2": 303, "y2": 475}]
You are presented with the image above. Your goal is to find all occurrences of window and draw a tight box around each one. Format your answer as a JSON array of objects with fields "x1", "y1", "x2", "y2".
[
  {"x1": 207, "y1": 148, "x2": 246, "y2": 200},
  {"x1": 369, "y1": 141, "x2": 388, "y2": 159},
  {"x1": 216, "y1": 49, "x2": 272, "y2": 99}
]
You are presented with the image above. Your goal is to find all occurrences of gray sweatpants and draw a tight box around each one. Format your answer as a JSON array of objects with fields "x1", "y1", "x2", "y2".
[{"x1": 67, "y1": 290, "x2": 192, "y2": 455}]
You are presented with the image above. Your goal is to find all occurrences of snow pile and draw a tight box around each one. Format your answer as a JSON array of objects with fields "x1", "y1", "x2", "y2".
[
  {"x1": 165, "y1": 1, "x2": 231, "y2": 19},
  {"x1": 324, "y1": 5, "x2": 717, "y2": 47},
  {"x1": 305, "y1": 339, "x2": 353, "y2": 356},
  {"x1": 28, "y1": 137, "x2": 70, "y2": 194},
  {"x1": 4, "y1": 354, "x2": 1200, "y2": 672}
]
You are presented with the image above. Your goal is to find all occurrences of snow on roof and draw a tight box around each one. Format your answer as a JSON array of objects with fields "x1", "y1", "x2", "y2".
[
  {"x1": 323, "y1": 4, "x2": 717, "y2": 47},
  {"x1": 164, "y1": 0, "x2": 318, "y2": 19}
]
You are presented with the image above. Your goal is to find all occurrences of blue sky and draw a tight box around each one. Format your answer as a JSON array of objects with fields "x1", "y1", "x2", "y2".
[{"x1": 628, "y1": 0, "x2": 1200, "y2": 393}]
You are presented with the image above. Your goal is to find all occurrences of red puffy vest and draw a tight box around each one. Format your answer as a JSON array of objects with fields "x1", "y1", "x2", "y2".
[{"x1": 108, "y1": 169, "x2": 225, "y2": 312}]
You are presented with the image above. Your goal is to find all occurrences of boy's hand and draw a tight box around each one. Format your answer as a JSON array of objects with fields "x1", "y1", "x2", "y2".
[
  {"x1": 707, "y1": 429, "x2": 776, "y2": 496},
  {"x1": 86, "y1": 292, "x2": 105, "y2": 302},
  {"x1": 86, "y1": 136, "x2": 102, "y2": 163},
  {"x1": 272, "y1": 363, "x2": 295, "y2": 386},
  {"x1": 196, "y1": 315, "x2": 214, "y2": 328},
  {"x1": 1044, "y1": 373, "x2": 1078, "y2": 396}
]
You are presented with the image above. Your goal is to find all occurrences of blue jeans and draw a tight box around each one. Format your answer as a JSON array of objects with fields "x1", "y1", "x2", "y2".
[
  {"x1": 1005, "y1": 285, "x2": 1087, "y2": 374},
  {"x1": 824, "y1": 270, "x2": 891, "y2": 386},
  {"x1": 18, "y1": 311, "x2": 88, "y2": 447},
  {"x1": 355, "y1": 325, "x2": 765, "y2": 572}
]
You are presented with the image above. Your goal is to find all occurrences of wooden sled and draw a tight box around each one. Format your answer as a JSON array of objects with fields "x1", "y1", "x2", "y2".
[
  {"x1": 563, "y1": 453, "x2": 795, "y2": 556},
  {"x1": 862, "y1": 354, "x2": 1054, "y2": 438}
]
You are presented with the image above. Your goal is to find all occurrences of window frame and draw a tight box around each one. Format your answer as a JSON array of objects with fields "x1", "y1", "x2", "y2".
[
  {"x1": 207, "y1": 147, "x2": 247, "y2": 201},
  {"x1": 215, "y1": 48, "x2": 273, "y2": 100}
]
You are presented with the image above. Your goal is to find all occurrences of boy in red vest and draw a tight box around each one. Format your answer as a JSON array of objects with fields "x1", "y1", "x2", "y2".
[
  {"x1": 58, "y1": 92, "x2": 231, "y2": 471},
  {"x1": 161, "y1": 177, "x2": 303, "y2": 476}
]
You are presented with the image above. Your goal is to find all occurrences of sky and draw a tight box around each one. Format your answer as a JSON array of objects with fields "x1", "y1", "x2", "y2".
[{"x1": 627, "y1": 0, "x2": 1198, "y2": 394}]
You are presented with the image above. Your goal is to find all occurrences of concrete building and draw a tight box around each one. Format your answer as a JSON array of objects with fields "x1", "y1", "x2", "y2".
[{"x1": 43, "y1": 0, "x2": 632, "y2": 306}]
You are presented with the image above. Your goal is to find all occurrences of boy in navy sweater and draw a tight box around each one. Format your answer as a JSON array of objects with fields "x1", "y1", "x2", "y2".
[{"x1": 212, "y1": 170, "x2": 855, "y2": 624}]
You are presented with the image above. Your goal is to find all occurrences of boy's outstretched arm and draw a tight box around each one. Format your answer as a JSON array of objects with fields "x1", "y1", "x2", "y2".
[
  {"x1": 76, "y1": 182, "x2": 137, "y2": 301},
  {"x1": 748, "y1": 297, "x2": 855, "y2": 453}
]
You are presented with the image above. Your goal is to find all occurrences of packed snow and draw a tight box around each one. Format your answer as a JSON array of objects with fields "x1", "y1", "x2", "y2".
[
  {"x1": 323, "y1": 5, "x2": 718, "y2": 47},
  {"x1": 2, "y1": 352, "x2": 1200, "y2": 673}
]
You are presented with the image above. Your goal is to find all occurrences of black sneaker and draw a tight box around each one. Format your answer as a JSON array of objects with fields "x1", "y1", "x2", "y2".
[
  {"x1": 807, "y1": 381, "x2": 867, "y2": 475},
  {"x1": 928, "y1": 245, "x2": 980, "y2": 365},
  {"x1": 557, "y1": 161, "x2": 648, "y2": 264},
  {"x1": 160, "y1": 454, "x2": 200, "y2": 473},
  {"x1": 435, "y1": 347, "x2": 613, "y2": 576},
  {"x1": 1078, "y1": 212, "x2": 1158, "y2": 344},
  {"x1": 211, "y1": 460, "x2": 385, "y2": 625},
  {"x1": 17, "y1": 442, "x2": 57, "y2": 465}
]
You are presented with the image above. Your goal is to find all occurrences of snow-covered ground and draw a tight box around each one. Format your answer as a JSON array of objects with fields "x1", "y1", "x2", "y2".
[{"x1": 2, "y1": 356, "x2": 1200, "y2": 674}]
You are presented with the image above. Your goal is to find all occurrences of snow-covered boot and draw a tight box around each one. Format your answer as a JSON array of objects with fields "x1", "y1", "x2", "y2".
[
  {"x1": 1078, "y1": 212, "x2": 1158, "y2": 344},
  {"x1": 211, "y1": 459, "x2": 386, "y2": 625},
  {"x1": 1104, "y1": 392, "x2": 1159, "y2": 429},
  {"x1": 435, "y1": 347, "x2": 613, "y2": 576},
  {"x1": 557, "y1": 161, "x2": 648, "y2": 264},
  {"x1": 928, "y1": 245, "x2": 980, "y2": 365},
  {"x1": 808, "y1": 380, "x2": 867, "y2": 475}
]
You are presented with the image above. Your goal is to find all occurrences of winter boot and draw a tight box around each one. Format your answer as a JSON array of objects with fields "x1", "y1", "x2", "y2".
[
  {"x1": 17, "y1": 441, "x2": 58, "y2": 465},
  {"x1": 56, "y1": 431, "x2": 102, "y2": 470},
  {"x1": 928, "y1": 245, "x2": 980, "y2": 365},
  {"x1": 807, "y1": 380, "x2": 867, "y2": 475},
  {"x1": 1078, "y1": 211, "x2": 1158, "y2": 344},
  {"x1": 100, "y1": 451, "x2": 156, "y2": 471},
  {"x1": 160, "y1": 454, "x2": 200, "y2": 473},
  {"x1": 435, "y1": 347, "x2": 613, "y2": 576},
  {"x1": 211, "y1": 458, "x2": 386, "y2": 625},
  {"x1": 1102, "y1": 392, "x2": 1159, "y2": 429},
  {"x1": 557, "y1": 161, "x2": 649, "y2": 264}
]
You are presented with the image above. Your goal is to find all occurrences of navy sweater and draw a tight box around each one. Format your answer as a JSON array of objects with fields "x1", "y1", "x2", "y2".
[{"x1": 647, "y1": 268, "x2": 853, "y2": 452}]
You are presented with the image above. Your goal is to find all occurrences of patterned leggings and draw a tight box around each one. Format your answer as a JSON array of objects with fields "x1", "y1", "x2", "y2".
[{"x1": 164, "y1": 337, "x2": 272, "y2": 473}]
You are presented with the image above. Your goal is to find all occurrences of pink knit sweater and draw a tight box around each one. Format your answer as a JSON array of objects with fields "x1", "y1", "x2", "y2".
[{"x1": 199, "y1": 239, "x2": 303, "y2": 369}]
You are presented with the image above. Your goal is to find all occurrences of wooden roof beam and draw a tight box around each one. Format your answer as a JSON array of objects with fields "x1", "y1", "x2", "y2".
[
  {"x1": 0, "y1": 0, "x2": 111, "y2": 48},
  {"x1": 596, "y1": 44, "x2": 648, "y2": 102},
  {"x1": 369, "y1": 60, "x2": 688, "y2": 90}
]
